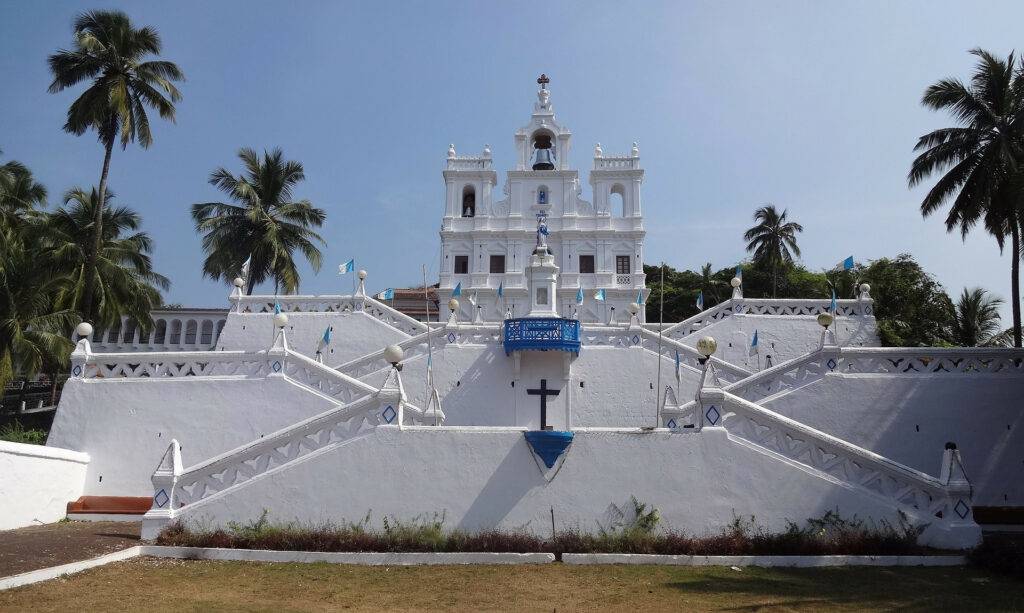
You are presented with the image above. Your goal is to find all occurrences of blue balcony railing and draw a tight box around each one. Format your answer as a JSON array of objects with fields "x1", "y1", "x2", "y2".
[{"x1": 503, "y1": 318, "x2": 581, "y2": 355}]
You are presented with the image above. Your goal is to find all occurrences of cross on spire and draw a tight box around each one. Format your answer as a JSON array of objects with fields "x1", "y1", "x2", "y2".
[{"x1": 537, "y1": 73, "x2": 550, "y2": 89}]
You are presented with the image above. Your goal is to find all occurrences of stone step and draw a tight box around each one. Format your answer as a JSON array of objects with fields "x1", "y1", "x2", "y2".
[{"x1": 66, "y1": 496, "x2": 151, "y2": 522}]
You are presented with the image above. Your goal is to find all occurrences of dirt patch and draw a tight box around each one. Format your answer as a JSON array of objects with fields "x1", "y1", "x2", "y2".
[
  {"x1": 0, "y1": 521, "x2": 140, "y2": 577},
  {"x1": 1, "y1": 558, "x2": 1023, "y2": 612}
]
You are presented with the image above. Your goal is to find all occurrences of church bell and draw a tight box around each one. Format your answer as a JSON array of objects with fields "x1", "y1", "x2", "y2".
[{"x1": 532, "y1": 147, "x2": 555, "y2": 170}]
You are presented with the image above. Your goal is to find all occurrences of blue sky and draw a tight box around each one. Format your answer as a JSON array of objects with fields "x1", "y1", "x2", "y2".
[{"x1": 2, "y1": 1, "x2": 1022, "y2": 316}]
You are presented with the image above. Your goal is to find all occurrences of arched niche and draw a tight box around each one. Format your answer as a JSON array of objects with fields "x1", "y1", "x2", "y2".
[
  {"x1": 610, "y1": 183, "x2": 627, "y2": 217},
  {"x1": 461, "y1": 184, "x2": 476, "y2": 218}
]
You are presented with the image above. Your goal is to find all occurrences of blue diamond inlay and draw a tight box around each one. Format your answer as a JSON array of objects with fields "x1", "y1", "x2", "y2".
[
  {"x1": 154, "y1": 489, "x2": 169, "y2": 508},
  {"x1": 954, "y1": 499, "x2": 970, "y2": 519},
  {"x1": 72, "y1": 365, "x2": 82, "y2": 377},
  {"x1": 705, "y1": 405, "x2": 720, "y2": 425},
  {"x1": 382, "y1": 405, "x2": 396, "y2": 424},
  {"x1": 447, "y1": 332, "x2": 457, "y2": 344},
  {"x1": 827, "y1": 358, "x2": 837, "y2": 371},
  {"x1": 272, "y1": 361, "x2": 282, "y2": 372},
  {"x1": 666, "y1": 419, "x2": 677, "y2": 429},
  {"x1": 865, "y1": 306, "x2": 873, "y2": 315},
  {"x1": 631, "y1": 334, "x2": 640, "y2": 345}
]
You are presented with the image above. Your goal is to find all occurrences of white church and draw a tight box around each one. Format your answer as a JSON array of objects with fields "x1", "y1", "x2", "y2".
[{"x1": 4, "y1": 77, "x2": 1023, "y2": 552}]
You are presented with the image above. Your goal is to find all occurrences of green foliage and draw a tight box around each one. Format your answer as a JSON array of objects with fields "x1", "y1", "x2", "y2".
[
  {"x1": 0, "y1": 420, "x2": 48, "y2": 445},
  {"x1": 910, "y1": 48, "x2": 1024, "y2": 347},
  {"x1": 854, "y1": 254, "x2": 954, "y2": 346},
  {"x1": 743, "y1": 205, "x2": 804, "y2": 297},
  {"x1": 160, "y1": 507, "x2": 930, "y2": 556},
  {"x1": 191, "y1": 148, "x2": 326, "y2": 294},
  {"x1": 951, "y1": 287, "x2": 1005, "y2": 347}
]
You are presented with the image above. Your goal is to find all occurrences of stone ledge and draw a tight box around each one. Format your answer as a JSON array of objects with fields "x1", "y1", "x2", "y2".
[
  {"x1": 561, "y1": 553, "x2": 966, "y2": 566},
  {"x1": 139, "y1": 546, "x2": 556, "y2": 566}
]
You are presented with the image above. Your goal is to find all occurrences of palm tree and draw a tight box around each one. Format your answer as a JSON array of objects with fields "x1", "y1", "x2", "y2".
[
  {"x1": 699, "y1": 262, "x2": 721, "y2": 304},
  {"x1": 0, "y1": 154, "x2": 48, "y2": 233},
  {"x1": 950, "y1": 287, "x2": 1004, "y2": 346},
  {"x1": 743, "y1": 205, "x2": 803, "y2": 297},
  {"x1": 192, "y1": 148, "x2": 326, "y2": 295},
  {"x1": 40, "y1": 187, "x2": 169, "y2": 330},
  {"x1": 0, "y1": 227, "x2": 76, "y2": 390},
  {"x1": 47, "y1": 10, "x2": 183, "y2": 322},
  {"x1": 909, "y1": 49, "x2": 1024, "y2": 347}
]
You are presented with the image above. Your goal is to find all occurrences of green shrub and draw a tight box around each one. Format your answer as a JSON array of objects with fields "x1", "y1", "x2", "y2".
[
  {"x1": 0, "y1": 420, "x2": 47, "y2": 444},
  {"x1": 158, "y1": 506, "x2": 934, "y2": 556}
]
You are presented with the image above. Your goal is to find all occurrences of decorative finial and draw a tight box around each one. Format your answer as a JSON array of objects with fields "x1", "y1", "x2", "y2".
[
  {"x1": 537, "y1": 73, "x2": 550, "y2": 89},
  {"x1": 632, "y1": 142, "x2": 640, "y2": 157},
  {"x1": 447, "y1": 144, "x2": 456, "y2": 159},
  {"x1": 594, "y1": 142, "x2": 603, "y2": 157},
  {"x1": 483, "y1": 144, "x2": 491, "y2": 158}
]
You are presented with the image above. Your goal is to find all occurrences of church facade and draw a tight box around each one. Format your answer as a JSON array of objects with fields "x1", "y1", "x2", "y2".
[{"x1": 438, "y1": 75, "x2": 648, "y2": 323}]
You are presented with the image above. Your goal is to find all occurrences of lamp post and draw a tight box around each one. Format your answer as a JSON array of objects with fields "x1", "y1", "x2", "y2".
[
  {"x1": 730, "y1": 276, "x2": 742, "y2": 300},
  {"x1": 448, "y1": 298, "x2": 459, "y2": 325},
  {"x1": 384, "y1": 344, "x2": 405, "y2": 371},
  {"x1": 75, "y1": 322, "x2": 93, "y2": 340},
  {"x1": 695, "y1": 335, "x2": 718, "y2": 429},
  {"x1": 817, "y1": 311, "x2": 834, "y2": 348}
]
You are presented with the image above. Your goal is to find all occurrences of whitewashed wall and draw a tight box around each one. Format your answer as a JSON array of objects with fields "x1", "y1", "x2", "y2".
[
  {"x1": 0, "y1": 441, "x2": 89, "y2": 530},
  {"x1": 217, "y1": 311, "x2": 408, "y2": 364},
  {"x1": 363, "y1": 340, "x2": 700, "y2": 428},
  {"x1": 763, "y1": 374, "x2": 1024, "y2": 507},
  {"x1": 48, "y1": 377, "x2": 340, "y2": 496},
  {"x1": 166, "y1": 427, "x2": 973, "y2": 548},
  {"x1": 693, "y1": 315, "x2": 879, "y2": 368}
]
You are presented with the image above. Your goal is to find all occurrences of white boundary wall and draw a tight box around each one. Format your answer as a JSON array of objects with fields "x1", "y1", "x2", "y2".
[
  {"x1": 0, "y1": 441, "x2": 89, "y2": 530},
  {"x1": 161, "y1": 427, "x2": 977, "y2": 548}
]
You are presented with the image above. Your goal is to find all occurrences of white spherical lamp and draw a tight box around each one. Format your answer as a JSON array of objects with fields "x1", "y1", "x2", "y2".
[
  {"x1": 448, "y1": 298, "x2": 459, "y2": 312},
  {"x1": 730, "y1": 277, "x2": 741, "y2": 288},
  {"x1": 628, "y1": 302, "x2": 640, "y2": 315},
  {"x1": 357, "y1": 269, "x2": 367, "y2": 280},
  {"x1": 817, "y1": 312, "x2": 834, "y2": 328},
  {"x1": 383, "y1": 344, "x2": 404, "y2": 366},
  {"x1": 273, "y1": 312, "x2": 289, "y2": 328},
  {"x1": 696, "y1": 336, "x2": 718, "y2": 358},
  {"x1": 75, "y1": 322, "x2": 93, "y2": 338},
  {"x1": 859, "y1": 283, "x2": 870, "y2": 294},
  {"x1": 232, "y1": 277, "x2": 244, "y2": 288}
]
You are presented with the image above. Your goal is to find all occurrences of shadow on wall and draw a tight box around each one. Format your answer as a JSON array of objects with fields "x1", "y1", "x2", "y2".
[{"x1": 457, "y1": 441, "x2": 541, "y2": 532}]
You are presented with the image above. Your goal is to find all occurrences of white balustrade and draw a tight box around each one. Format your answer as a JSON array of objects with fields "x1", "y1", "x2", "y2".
[
  {"x1": 446, "y1": 156, "x2": 493, "y2": 171},
  {"x1": 85, "y1": 311, "x2": 228, "y2": 353},
  {"x1": 593, "y1": 156, "x2": 640, "y2": 170},
  {"x1": 232, "y1": 294, "x2": 428, "y2": 336},
  {"x1": 656, "y1": 298, "x2": 874, "y2": 342},
  {"x1": 707, "y1": 389, "x2": 975, "y2": 530}
]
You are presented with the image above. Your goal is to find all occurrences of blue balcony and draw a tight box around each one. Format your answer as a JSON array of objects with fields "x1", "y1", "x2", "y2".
[{"x1": 503, "y1": 318, "x2": 581, "y2": 355}]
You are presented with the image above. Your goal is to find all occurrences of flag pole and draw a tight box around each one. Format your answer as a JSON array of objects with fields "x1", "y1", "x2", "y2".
[
  {"x1": 423, "y1": 264, "x2": 437, "y2": 425},
  {"x1": 655, "y1": 262, "x2": 665, "y2": 428}
]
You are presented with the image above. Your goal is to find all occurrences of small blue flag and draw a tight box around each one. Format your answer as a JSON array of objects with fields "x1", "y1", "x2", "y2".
[
  {"x1": 320, "y1": 326, "x2": 332, "y2": 348},
  {"x1": 497, "y1": 283, "x2": 504, "y2": 299},
  {"x1": 695, "y1": 291, "x2": 704, "y2": 310},
  {"x1": 674, "y1": 349, "x2": 681, "y2": 371},
  {"x1": 837, "y1": 255, "x2": 854, "y2": 271},
  {"x1": 340, "y1": 259, "x2": 355, "y2": 274},
  {"x1": 736, "y1": 265, "x2": 743, "y2": 280},
  {"x1": 576, "y1": 287, "x2": 584, "y2": 304},
  {"x1": 594, "y1": 288, "x2": 606, "y2": 302},
  {"x1": 378, "y1": 288, "x2": 394, "y2": 300},
  {"x1": 636, "y1": 289, "x2": 644, "y2": 305},
  {"x1": 452, "y1": 282, "x2": 462, "y2": 297},
  {"x1": 751, "y1": 329, "x2": 758, "y2": 348},
  {"x1": 273, "y1": 302, "x2": 281, "y2": 315},
  {"x1": 830, "y1": 289, "x2": 837, "y2": 313}
]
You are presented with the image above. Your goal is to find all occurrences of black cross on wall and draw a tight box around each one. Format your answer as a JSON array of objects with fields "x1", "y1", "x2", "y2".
[{"x1": 527, "y1": 379, "x2": 560, "y2": 430}]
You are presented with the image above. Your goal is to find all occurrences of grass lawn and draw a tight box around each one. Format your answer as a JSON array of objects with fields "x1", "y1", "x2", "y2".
[{"x1": 1, "y1": 558, "x2": 1021, "y2": 612}]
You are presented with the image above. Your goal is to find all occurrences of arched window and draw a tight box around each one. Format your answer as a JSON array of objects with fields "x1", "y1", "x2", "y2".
[
  {"x1": 537, "y1": 186, "x2": 548, "y2": 205},
  {"x1": 461, "y1": 185, "x2": 476, "y2": 218},
  {"x1": 610, "y1": 184, "x2": 626, "y2": 217},
  {"x1": 200, "y1": 320, "x2": 214, "y2": 346},
  {"x1": 106, "y1": 320, "x2": 122, "y2": 343},
  {"x1": 153, "y1": 320, "x2": 167, "y2": 344},
  {"x1": 122, "y1": 319, "x2": 138, "y2": 344},
  {"x1": 185, "y1": 320, "x2": 198, "y2": 345},
  {"x1": 169, "y1": 320, "x2": 182, "y2": 344},
  {"x1": 138, "y1": 322, "x2": 150, "y2": 344}
]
